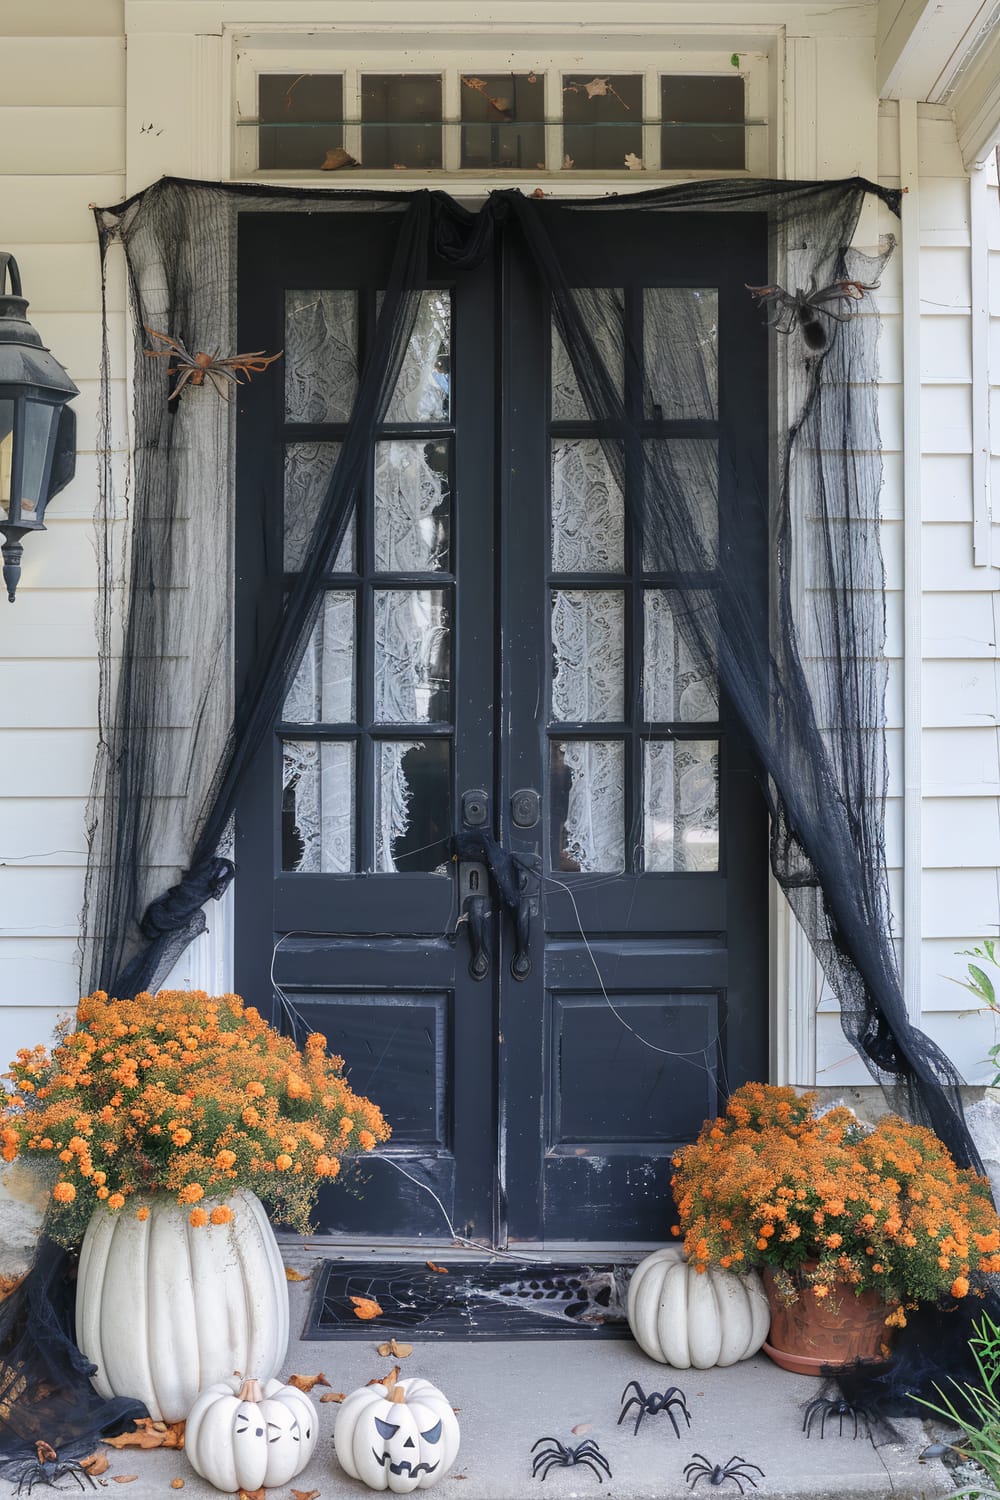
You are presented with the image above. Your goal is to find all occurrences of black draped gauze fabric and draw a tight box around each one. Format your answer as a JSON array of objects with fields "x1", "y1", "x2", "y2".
[{"x1": 82, "y1": 175, "x2": 979, "y2": 1189}]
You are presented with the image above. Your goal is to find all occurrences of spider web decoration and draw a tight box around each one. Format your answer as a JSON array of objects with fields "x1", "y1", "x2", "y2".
[{"x1": 304, "y1": 1260, "x2": 634, "y2": 1340}]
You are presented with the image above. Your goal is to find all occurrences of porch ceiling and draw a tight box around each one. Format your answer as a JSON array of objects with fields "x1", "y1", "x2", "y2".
[{"x1": 878, "y1": 0, "x2": 1000, "y2": 163}]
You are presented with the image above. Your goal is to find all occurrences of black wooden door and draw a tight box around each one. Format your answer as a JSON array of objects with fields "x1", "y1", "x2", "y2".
[{"x1": 235, "y1": 204, "x2": 768, "y2": 1246}]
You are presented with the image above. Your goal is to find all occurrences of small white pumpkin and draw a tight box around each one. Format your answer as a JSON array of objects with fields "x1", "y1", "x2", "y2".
[
  {"x1": 334, "y1": 1375, "x2": 460, "y2": 1493},
  {"x1": 627, "y1": 1246, "x2": 770, "y2": 1368},
  {"x1": 185, "y1": 1374, "x2": 318, "y2": 1493}
]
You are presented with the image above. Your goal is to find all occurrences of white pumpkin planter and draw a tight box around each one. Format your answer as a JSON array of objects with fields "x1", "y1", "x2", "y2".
[
  {"x1": 626, "y1": 1246, "x2": 770, "y2": 1368},
  {"x1": 335, "y1": 1377, "x2": 460, "y2": 1493},
  {"x1": 186, "y1": 1374, "x2": 318, "y2": 1493},
  {"x1": 75, "y1": 1189, "x2": 289, "y2": 1422}
]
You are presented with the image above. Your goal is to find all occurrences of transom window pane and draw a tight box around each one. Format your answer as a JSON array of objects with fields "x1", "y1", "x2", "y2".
[
  {"x1": 460, "y1": 72, "x2": 545, "y2": 169},
  {"x1": 562, "y1": 74, "x2": 643, "y2": 170},
  {"x1": 361, "y1": 74, "x2": 442, "y2": 169},
  {"x1": 661, "y1": 75, "x2": 745, "y2": 170},
  {"x1": 258, "y1": 74, "x2": 344, "y2": 171}
]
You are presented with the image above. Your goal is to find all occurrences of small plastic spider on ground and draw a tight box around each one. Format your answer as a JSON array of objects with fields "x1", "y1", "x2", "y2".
[
  {"x1": 2, "y1": 1441, "x2": 97, "y2": 1495},
  {"x1": 803, "y1": 1393, "x2": 872, "y2": 1439},
  {"x1": 683, "y1": 1453, "x2": 765, "y2": 1492},
  {"x1": 530, "y1": 1436, "x2": 613, "y2": 1483},
  {"x1": 617, "y1": 1379, "x2": 691, "y2": 1437}
]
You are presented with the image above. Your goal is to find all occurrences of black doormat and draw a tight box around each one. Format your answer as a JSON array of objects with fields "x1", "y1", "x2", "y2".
[{"x1": 303, "y1": 1259, "x2": 636, "y2": 1341}]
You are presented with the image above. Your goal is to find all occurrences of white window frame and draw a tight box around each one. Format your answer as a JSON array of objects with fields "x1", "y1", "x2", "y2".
[{"x1": 231, "y1": 36, "x2": 774, "y2": 185}]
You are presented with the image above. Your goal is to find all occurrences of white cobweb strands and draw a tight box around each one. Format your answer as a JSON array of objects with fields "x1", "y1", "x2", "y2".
[{"x1": 83, "y1": 176, "x2": 981, "y2": 1183}]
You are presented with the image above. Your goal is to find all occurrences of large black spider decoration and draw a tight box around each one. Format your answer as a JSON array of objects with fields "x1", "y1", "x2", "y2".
[
  {"x1": 745, "y1": 276, "x2": 880, "y2": 351},
  {"x1": 803, "y1": 1393, "x2": 872, "y2": 1439},
  {"x1": 531, "y1": 1436, "x2": 612, "y2": 1483},
  {"x1": 618, "y1": 1379, "x2": 691, "y2": 1437},
  {"x1": 683, "y1": 1453, "x2": 765, "y2": 1493},
  {"x1": 2, "y1": 1442, "x2": 97, "y2": 1495}
]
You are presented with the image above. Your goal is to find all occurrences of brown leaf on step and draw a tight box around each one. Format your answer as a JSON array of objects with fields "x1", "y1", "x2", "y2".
[
  {"x1": 291, "y1": 1491, "x2": 321, "y2": 1500},
  {"x1": 111, "y1": 1477, "x2": 138, "y2": 1485},
  {"x1": 238, "y1": 1490, "x2": 266, "y2": 1500},
  {"x1": 287, "y1": 1372, "x2": 331, "y2": 1393},
  {"x1": 320, "y1": 1391, "x2": 347, "y2": 1403},
  {"x1": 376, "y1": 1339, "x2": 413, "y2": 1358},
  {"x1": 285, "y1": 1266, "x2": 309, "y2": 1282},
  {"x1": 351, "y1": 1295, "x2": 383, "y2": 1320},
  {"x1": 80, "y1": 1453, "x2": 110, "y2": 1476},
  {"x1": 425, "y1": 1261, "x2": 448, "y2": 1274},
  {"x1": 170, "y1": 1481, "x2": 185, "y2": 1490},
  {"x1": 0, "y1": 1273, "x2": 24, "y2": 1301},
  {"x1": 571, "y1": 1423, "x2": 592, "y2": 1436},
  {"x1": 367, "y1": 1364, "x2": 401, "y2": 1389},
  {"x1": 104, "y1": 1419, "x2": 185, "y2": 1451}
]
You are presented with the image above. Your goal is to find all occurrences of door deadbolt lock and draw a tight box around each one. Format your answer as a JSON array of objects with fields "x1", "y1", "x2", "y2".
[
  {"x1": 511, "y1": 788, "x2": 540, "y2": 829},
  {"x1": 461, "y1": 788, "x2": 490, "y2": 828}
]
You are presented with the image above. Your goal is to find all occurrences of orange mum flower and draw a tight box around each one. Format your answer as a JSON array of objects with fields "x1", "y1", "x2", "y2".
[
  {"x1": 136, "y1": 1206, "x2": 150, "y2": 1222},
  {"x1": 52, "y1": 1182, "x2": 75, "y2": 1203},
  {"x1": 189, "y1": 1208, "x2": 208, "y2": 1227},
  {"x1": 209, "y1": 1205, "x2": 234, "y2": 1226}
]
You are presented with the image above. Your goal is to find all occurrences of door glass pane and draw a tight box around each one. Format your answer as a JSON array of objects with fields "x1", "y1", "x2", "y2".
[
  {"x1": 283, "y1": 592, "x2": 355, "y2": 723},
  {"x1": 551, "y1": 289, "x2": 623, "y2": 419},
  {"x1": 550, "y1": 439, "x2": 625, "y2": 573},
  {"x1": 374, "y1": 439, "x2": 450, "y2": 572},
  {"x1": 641, "y1": 440, "x2": 719, "y2": 570},
  {"x1": 460, "y1": 72, "x2": 545, "y2": 169},
  {"x1": 384, "y1": 290, "x2": 451, "y2": 422},
  {"x1": 375, "y1": 740, "x2": 451, "y2": 872},
  {"x1": 374, "y1": 589, "x2": 451, "y2": 722},
  {"x1": 284, "y1": 442, "x2": 354, "y2": 572},
  {"x1": 643, "y1": 739, "x2": 719, "y2": 872},
  {"x1": 660, "y1": 75, "x2": 745, "y2": 170},
  {"x1": 258, "y1": 74, "x2": 344, "y2": 171},
  {"x1": 644, "y1": 289, "x2": 718, "y2": 420},
  {"x1": 643, "y1": 590, "x2": 718, "y2": 722},
  {"x1": 282, "y1": 739, "x2": 355, "y2": 872},
  {"x1": 551, "y1": 740, "x2": 625, "y2": 873},
  {"x1": 361, "y1": 74, "x2": 442, "y2": 169},
  {"x1": 561, "y1": 74, "x2": 643, "y2": 169},
  {"x1": 284, "y1": 290, "x2": 358, "y2": 422},
  {"x1": 551, "y1": 590, "x2": 625, "y2": 722}
]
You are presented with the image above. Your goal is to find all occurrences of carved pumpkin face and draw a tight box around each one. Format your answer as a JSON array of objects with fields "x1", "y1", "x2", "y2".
[{"x1": 334, "y1": 1376, "x2": 460, "y2": 1493}]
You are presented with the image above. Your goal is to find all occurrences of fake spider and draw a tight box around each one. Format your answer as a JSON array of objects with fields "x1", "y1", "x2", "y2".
[
  {"x1": 530, "y1": 1436, "x2": 612, "y2": 1483},
  {"x1": 683, "y1": 1453, "x2": 765, "y2": 1493},
  {"x1": 618, "y1": 1379, "x2": 691, "y2": 1438},
  {"x1": 745, "y1": 277, "x2": 879, "y2": 352},
  {"x1": 3, "y1": 1442, "x2": 97, "y2": 1495},
  {"x1": 143, "y1": 326, "x2": 283, "y2": 402},
  {"x1": 802, "y1": 1394, "x2": 872, "y2": 1440}
]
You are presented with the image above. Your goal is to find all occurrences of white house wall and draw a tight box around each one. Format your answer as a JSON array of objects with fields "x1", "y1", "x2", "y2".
[{"x1": 0, "y1": 0, "x2": 998, "y2": 1096}]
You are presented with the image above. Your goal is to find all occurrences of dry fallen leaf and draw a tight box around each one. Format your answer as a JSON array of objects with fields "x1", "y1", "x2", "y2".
[
  {"x1": 104, "y1": 1419, "x2": 185, "y2": 1451},
  {"x1": 320, "y1": 147, "x2": 357, "y2": 171},
  {"x1": 291, "y1": 1491, "x2": 321, "y2": 1500},
  {"x1": 238, "y1": 1490, "x2": 265, "y2": 1500},
  {"x1": 375, "y1": 1339, "x2": 413, "y2": 1358},
  {"x1": 320, "y1": 1391, "x2": 347, "y2": 1403},
  {"x1": 80, "y1": 1453, "x2": 110, "y2": 1476},
  {"x1": 171, "y1": 1482, "x2": 185, "y2": 1491},
  {"x1": 287, "y1": 1372, "x2": 331, "y2": 1393},
  {"x1": 531, "y1": 188, "x2": 545, "y2": 199},
  {"x1": 425, "y1": 1261, "x2": 449, "y2": 1274},
  {"x1": 571, "y1": 1423, "x2": 592, "y2": 1436},
  {"x1": 0, "y1": 1273, "x2": 24, "y2": 1301},
  {"x1": 351, "y1": 1295, "x2": 383, "y2": 1320},
  {"x1": 112, "y1": 1477, "x2": 138, "y2": 1485},
  {"x1": 285, "y1": 1266, "x2": 309, "y2": 1282},
  {"x1": 624, "y1": 153, "x2": 643, "y2": 170}
]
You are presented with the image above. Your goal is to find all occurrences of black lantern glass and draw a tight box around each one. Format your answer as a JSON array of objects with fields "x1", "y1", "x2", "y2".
[{"x1": 0, "y1": 253, "x2": 78, "y2": 601}]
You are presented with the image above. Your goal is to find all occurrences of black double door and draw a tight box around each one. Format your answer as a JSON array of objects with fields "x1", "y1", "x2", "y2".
[{"x1": 235, "y1": 204, "x2": 768, "y2": 1246}]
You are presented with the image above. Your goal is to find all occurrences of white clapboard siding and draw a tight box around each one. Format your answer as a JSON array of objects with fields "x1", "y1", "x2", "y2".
[{"x1": 0, "y1": 39, "x2": 125, "y2": 107}]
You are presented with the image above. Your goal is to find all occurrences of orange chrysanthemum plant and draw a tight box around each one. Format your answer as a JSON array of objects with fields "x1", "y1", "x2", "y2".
[
  {"x1": 670, "y1": 1083, "x2": 1000, "y2": 1328},
  {"x1": 0, "y1": 990, "x2": 391, "y2": 1246}
]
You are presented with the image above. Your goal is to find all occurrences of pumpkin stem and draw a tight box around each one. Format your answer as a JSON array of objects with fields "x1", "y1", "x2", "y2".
[
  {"x1": 388, "y1": 1385, "x2": 407, "y2": 1405},
  {"x1": 238, "y1": 1377, "x2": 264, "y2": 1404}
]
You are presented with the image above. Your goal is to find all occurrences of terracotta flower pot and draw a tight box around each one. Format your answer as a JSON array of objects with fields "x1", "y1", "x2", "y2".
[{"x1": 761, "y1": 1267, "x2": 895, "y2": 1376}]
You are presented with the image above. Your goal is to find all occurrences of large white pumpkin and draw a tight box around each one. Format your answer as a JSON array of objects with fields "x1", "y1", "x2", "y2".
[
  {"x1": 626, "y1": 1246, "x2": 769, "y2": 1368},
  {"x1": 185, "y1": 1374, "x2": 318, "y2": 1492},
  {"x1": 75, "y1": 1189, "x2": 289, "y2": 1422},
  {"x1": 334, "y1": 1376, "x2": 460, "y2": 1493}
]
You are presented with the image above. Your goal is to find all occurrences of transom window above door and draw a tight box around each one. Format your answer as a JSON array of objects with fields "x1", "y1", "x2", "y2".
[{"x1": 231, "y1": 43, "x2": 772, "y2": 178}]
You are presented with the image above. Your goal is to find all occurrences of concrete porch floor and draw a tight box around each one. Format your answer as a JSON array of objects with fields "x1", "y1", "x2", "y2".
[{"x1": 47, "y1": 1241, "x2": 958, "y2": 1500}]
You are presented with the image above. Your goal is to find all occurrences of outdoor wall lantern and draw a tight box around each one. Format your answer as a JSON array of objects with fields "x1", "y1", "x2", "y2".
[{"x1": 0, "y1": 252, "x2": 78, "y2": 602}]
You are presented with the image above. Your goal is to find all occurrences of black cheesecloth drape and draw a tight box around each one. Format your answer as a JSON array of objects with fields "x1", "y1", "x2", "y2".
[{"x1": 0, "y1": 176, "x2": 987, "y2": 1462}]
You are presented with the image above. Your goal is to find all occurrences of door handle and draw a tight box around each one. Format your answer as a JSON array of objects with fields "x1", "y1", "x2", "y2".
[
  {"x1": 462, "y1": 893, "x2": 491, "y2": 980},
  {"x1": 510, "y1": 869, "x2": 532, "y2": 980}
]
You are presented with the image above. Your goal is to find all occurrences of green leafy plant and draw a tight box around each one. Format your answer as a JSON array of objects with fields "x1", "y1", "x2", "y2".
[
  {"x1": 951, "y1": 941, "x2": 1000, "y2": 1086},
  {"x1": 912, "y1": 1311, "x2": 1000, "y2": 1500}
]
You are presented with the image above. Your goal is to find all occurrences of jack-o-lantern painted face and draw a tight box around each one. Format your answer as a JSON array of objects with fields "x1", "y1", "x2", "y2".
[
  {"x1": 335, "y1": 1376, "x2": 460, "y2": 1492},
  {"x1": 186, "y1": 1375, "x2": 318, "y2": 1492}
]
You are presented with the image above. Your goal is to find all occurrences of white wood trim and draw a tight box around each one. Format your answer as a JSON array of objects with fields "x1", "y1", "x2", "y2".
[
  {"x1": 770, "y1": 887, "x2": 819, "y2": 1086},
  {"x1": 900, "y1": 97, "x2": 923, "y2": 1027},
  {"x1": 971, "y1": 162, "x2": 993, "y2": 565},
  {"x1": 783, "y1": 35, "x2": 817, "y2": 179}
]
